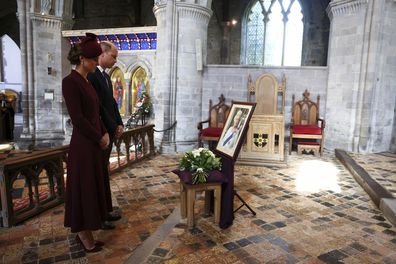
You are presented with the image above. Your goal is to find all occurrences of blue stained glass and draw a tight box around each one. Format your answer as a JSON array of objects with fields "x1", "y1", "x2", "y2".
[
  {"x1": 137, "y1": 33, "x2": 147, "y2": 39},
  {"x1": 70, "y1": 36, "x2": 80, "y2": 42},
  {"x1": 97, "y1": 35, "x2": 107, "y2": 41},
  {"x1": 140, "y1": 40, "x2": 149, "y2": 49},
  {"x1": 107, "y1": 35, "x2": 117, "y2": 41},
  {"x1": 147, "y1": 33, "x2": 157, "y2": 39},
  {"x1": 121, "y1": 42, "x2": 129, "y2": 50},
  {"x1": 131, "y1": 41, "x2": 139, "y2": 50},
  {"x1": 127, "y1": 34, "x2": 137, "y2": 40},
  {"x1": 151, "y1": 40, "x2": 157, "y2": 49},
  {"x1": 117, "y1": 34, "x2": 127, "y2": 40},
  {"x1": 67, "y1": 31, "x2": 157, "y2": 51}
]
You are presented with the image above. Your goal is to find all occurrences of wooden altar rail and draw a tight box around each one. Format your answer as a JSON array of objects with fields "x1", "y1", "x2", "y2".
[
  {"x1": 0, "y1": 146, "x2": 68, "y2": 227},
  {"x1": 0, "y1": 124, "x2": 155, "y2": 227},
  {"x1": 111, "y1": 124, "x2": 155, "y2": 173}
]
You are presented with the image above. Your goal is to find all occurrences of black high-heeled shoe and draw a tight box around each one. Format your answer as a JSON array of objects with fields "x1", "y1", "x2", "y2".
[
  {"x1": 95, "y1": 240, "x2": 105, "y2": 247},
  {"x1": 75, "y1": 235, "x2": 103, "y2": 253}
]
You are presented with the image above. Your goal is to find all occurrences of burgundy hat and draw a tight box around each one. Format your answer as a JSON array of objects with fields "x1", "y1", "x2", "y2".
[{"x1": 79, "y1": 33, "x2": 102, "y2": 58}]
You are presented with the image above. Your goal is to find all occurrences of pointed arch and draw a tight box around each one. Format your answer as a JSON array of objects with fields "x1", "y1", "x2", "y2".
[
  {"x1": 241, "y1": 0, "x2": 304, "y2": 66},
  {"x1": 126, "y1": 59, "x2": 153, "y2": 79}
]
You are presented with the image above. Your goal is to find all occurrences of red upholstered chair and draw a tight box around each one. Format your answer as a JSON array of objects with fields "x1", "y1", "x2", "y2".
[
  {"x1": 197, "y1": 94, "x2": 230, "y2": 149},
  {"x1": 289, "y1": 90, "x2": 325, "y2": 156}
]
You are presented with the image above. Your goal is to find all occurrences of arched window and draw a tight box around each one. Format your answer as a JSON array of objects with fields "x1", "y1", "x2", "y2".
[{"x1": 243, "y1": 0, "x2": 303, "y2": 66}]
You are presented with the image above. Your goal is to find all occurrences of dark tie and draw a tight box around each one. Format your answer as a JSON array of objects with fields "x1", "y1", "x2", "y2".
[{"x1": 102, "y1": 70, "x2": 110, "y2": 88}]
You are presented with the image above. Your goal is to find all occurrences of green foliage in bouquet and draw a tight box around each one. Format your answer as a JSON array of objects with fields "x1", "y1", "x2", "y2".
[
  {"x1": 135, "y1": 92, "x2": 152, "y2": 116},
  {"x1": 179, "y1": 148, "x2": 222, "y2": 184}
]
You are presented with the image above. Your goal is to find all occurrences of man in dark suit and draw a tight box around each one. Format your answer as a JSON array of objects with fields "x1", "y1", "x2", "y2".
[{"x1": 88, "y1": 41, "x2": 123, "y2": 229}]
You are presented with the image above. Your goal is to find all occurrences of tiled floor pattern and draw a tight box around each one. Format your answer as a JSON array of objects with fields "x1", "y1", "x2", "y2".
[
  {"x1": 145, "y1": 154, "x2": 396, "y2": 264},
  {"x1": 0, "y1": 156, "x2": 181, "y2": 264},
  {"x1": 349, "y1": 152, "x2": 396, "y2": 197},
  {"x1": 0, "y1": 153, "x2": 395, "y2": 263}
]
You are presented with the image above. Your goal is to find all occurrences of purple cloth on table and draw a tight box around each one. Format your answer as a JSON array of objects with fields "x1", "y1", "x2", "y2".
[
  {"x1": 214, "y1": 153, "x2": 234, "y2": 229},
  {"x1": 172, "y1": 169, "x2": 227, "y2": 184},
  {"x1": 172, "y1": 153, "x2": 235, "y2": 230}
]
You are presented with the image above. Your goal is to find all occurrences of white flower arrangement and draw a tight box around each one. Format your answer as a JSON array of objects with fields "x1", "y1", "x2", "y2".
[{"x1": 179, "y1": 148, "x2": 221, "y2": 184}]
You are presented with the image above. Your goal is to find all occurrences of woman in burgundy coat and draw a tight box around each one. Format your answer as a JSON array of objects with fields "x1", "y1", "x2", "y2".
[{"x1": 62, "y1": 33, "x2": 110, "y2": 252}]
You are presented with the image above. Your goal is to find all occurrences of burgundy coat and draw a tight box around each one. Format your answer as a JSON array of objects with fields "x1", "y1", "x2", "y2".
[{"x1": 62, "y1": 70, "x2": 108, "y2": 233}]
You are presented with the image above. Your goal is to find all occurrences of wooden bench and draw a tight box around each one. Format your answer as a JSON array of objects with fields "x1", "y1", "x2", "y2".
[
  {"x1": 180, "y1": 181, "x2": 222, "y2": 228},
  {"x1": 297, "y1": 141, "x2": 320, "y2": 157}
]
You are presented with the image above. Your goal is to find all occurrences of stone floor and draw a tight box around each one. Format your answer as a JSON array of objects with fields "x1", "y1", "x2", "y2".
[
  {"x1": 0, "y1": 152, "x2": 395, "y2": 264},
  {"x1": 349, "y1": 152, "x2": 396, "y2": 197}
]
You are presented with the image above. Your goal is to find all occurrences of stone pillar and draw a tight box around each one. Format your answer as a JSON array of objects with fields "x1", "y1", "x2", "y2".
[
  {"x1": 17, "y1": 0, "x2": 74, "y2": 147},
  {"x1": 153, "y1": 0, "x2": 212, "y2": 153},
  {"x1": 17, "y1": 0, "x2": 34, "y2": 141},
  {"x1": 391, "y1": 101, "x2": 396, "y2": 152},
  {"x1": 325, "y1": 0, "x2": 396, "y2": 153}
]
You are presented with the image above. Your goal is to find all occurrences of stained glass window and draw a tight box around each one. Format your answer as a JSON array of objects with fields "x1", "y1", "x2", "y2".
[
  {"x1": 244, "y1": 0, "x2": 303, "y2": 66},
  {"x1": 67, "y1": 32, "x2": 157, "y2": 51}
]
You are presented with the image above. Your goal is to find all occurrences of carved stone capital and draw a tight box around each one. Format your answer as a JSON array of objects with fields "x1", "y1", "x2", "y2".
[
  {"x1": 154, "y1": 0, "x2": 167, "y2": 5},
  {"x1": 176, "y1": 3, "x2": 212, "y2": 23},
  {"x1": 31, "y1": 13, "x2": 62, "y2": 28},
  {"x1": 327, "y1": 0, "x2": 368, "y2": 20},
  {"x1": 153, "y1": 3, "x2": 166, "y2": 18}
]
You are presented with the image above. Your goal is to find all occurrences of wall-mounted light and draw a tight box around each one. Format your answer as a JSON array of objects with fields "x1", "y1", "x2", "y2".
[{"x1": 226, "y1": 19, "x2": 238, "y2": 27}]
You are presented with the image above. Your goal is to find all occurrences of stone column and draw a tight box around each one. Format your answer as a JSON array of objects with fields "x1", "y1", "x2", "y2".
[
  {"x1": 17, "y1": 0, "x2": 74, "y2": 147},
  {"x1": 153, "y1": 0, "x2": 212, "y2": 153},
  {"x1": 325, "y1": 0, "x2": 396, "y2": 153},
  {"x1": 17, "y1": 0, "x2": 34, "y2": 141}
]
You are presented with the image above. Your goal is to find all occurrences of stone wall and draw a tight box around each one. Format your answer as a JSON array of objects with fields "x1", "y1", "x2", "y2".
[
  {"x1": 301, "y1": 0, "x2": 330, "y2": 66},
  {"x1": 325, "y1": 2, "x2": 367, "y2": 152},
  {"x1": 383, "y1": 1, "x2": 396, "y2": 153},
  {"x1": 206, "y1": 12, "x2": 221, "y2": 64},
  {"x1": 30, "y1": 17, "x2": 65, "y2": 144},
  {"x1": 72, "y1": 0, "x2": 156, "y2": 29},
  {"x1": 391, "y1": 102, "x2": 396, "y2": 153},
  {"x1": 202, "y1": 65, "x2": 328, "y2": 141},
  {"x1": 326, "y1": 0, "x2": 396, "y2": 153}
]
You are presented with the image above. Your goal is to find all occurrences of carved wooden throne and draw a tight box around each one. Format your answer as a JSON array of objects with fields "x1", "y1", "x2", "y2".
[
  {"x1": 197, "y1": 94, "x2": 230, "y2": 148},
  {"x1": 289, "y1": 89, "x2": 325, "y2": 156},
  {"x1": 239, "y1": 73, "x2": 286, "y2": 164}
]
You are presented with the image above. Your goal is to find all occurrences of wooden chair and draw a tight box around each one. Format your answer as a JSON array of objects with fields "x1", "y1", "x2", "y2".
[
  {"x1": 289, "y1": 90, "x2": 325, "y2": 156},
  {"x1": 197, "y1": 94, "x2": 230, "y2": 148}
]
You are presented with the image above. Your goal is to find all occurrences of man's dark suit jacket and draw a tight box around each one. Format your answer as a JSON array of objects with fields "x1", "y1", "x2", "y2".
[{"x1": 88, "y1": 68, "x2": 123, "y2": 138}]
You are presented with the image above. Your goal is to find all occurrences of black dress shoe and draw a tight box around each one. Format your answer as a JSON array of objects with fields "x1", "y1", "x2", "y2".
[
  {"x1": 100, "y1": 221, "x2": 115, "y2": 230},
  {"x1": 107, "y1": 212, "x2": 121, "y2": 221}
]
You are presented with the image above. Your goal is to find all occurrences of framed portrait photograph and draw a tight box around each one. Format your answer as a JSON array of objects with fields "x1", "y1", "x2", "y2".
[{"x1": 216, "y1": 101, "x2": 256, "y2": 161}]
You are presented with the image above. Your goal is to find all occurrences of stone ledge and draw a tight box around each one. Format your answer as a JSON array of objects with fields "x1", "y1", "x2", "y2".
[
  {"x1": 335, "y1": 149, "x2": 395, "y2": 226},
  {"x1": 380, "y1": 198, "x2": 396, "y2": 227}
]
